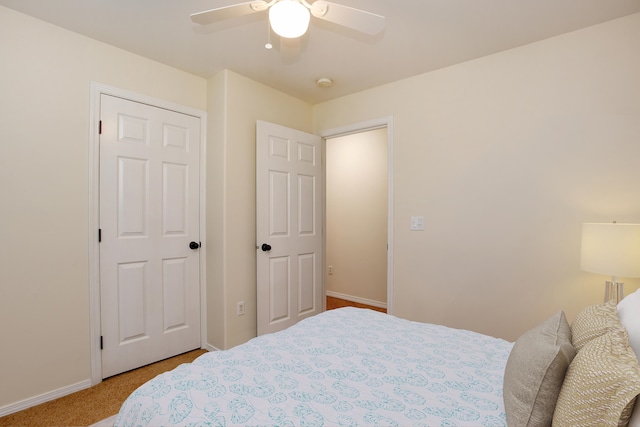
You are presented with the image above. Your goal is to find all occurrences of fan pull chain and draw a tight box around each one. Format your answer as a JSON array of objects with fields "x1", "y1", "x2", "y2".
[{"x1": 265, "y1": 20, "x2": 273, "y2": 49}]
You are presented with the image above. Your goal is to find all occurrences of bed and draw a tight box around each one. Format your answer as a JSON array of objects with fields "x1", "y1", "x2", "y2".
[{"x1": 114, "y1": 295, "x2": 640, "y2": 427}]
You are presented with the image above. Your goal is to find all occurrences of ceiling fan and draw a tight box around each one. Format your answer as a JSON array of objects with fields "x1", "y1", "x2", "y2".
[{"x1": 191, "y1": 0, "x2": 386, "y2": 39}]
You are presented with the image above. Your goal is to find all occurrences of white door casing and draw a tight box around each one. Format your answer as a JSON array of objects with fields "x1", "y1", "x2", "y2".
[
  {"x1": 99, "y1": 94, "x2": 201, "y2": 378},
  {"x1": 256, "y1": 121, "x2": 323, "y2": 336}
]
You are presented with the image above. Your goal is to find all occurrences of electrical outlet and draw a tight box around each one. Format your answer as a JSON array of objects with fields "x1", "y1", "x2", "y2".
[
  {"x1": 328, "y1": 265, "x2": 334, "y2": 275},
  {"x1": 237, "y1": 301, "x2": 245, "y2": 316}
]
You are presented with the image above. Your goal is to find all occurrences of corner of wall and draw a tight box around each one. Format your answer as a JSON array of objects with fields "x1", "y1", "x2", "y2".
[{"x1": 205, "y1": 70, "x2": 228, "y2": 349}]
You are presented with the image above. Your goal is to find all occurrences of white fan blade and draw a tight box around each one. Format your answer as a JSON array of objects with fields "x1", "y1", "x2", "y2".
[
  {"x1": 310, "y1": 1, "x2": 385, "y2": 35},
  {"x1": 191, "y1": 1, "x2": 268, "y2": 25}
]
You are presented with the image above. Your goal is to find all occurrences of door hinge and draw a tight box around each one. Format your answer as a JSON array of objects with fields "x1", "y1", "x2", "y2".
[
  {"x1": 99, "y1": 120, "x2": 102, "y2": 135},
  {"x1": 100, "y1": 336, "x2": 103, "y2": 350},
  {"x1": 98, "y1": 228, "x2": 102, "y2": 242}
]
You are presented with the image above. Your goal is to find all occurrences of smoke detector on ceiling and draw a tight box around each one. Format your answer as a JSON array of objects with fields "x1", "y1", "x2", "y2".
[{"x1": 316, "y1": 77, "x2": 333, "y2": 88}]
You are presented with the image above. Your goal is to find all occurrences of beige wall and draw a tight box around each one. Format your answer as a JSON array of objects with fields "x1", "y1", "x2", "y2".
[
  {"x1": 0, "y1": 6, "x2": 206, "y2": 409},
  {"x1": 206, "y1": 70, "x2": 313, "y2": 350},
  {"x1": 314, "y1": 13, "x2": 640, "y2": 341},
  {"x1": 205, "y1": 70, "x2": 227, "y2": 349},
  {"x1": 326, "y1": 129, "x2": 388, "y2": 304}
]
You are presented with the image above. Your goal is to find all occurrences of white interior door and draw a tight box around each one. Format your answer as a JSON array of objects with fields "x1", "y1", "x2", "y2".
[
  {"x1": 99, "y1": 94, "x2": 201, "y2": 378},
  {"x1": 256, "y1": 121, "x2": 323, "y2": 336}
]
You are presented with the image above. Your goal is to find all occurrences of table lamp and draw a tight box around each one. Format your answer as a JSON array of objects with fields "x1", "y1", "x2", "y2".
[{"x1": 580, "y1": 222, "x2": 640, "y2": 303}]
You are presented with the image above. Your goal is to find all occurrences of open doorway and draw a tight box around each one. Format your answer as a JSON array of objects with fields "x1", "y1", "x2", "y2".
[{"x1": 322, "y1": 118, "x2": 393, "y2": 313}]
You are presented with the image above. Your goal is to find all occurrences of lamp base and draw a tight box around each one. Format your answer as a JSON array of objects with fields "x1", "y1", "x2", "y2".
[{"x1": 604, "y1": 281, "x2": 624, "y2": 304}]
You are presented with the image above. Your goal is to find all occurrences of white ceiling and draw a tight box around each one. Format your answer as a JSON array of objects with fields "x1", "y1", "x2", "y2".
[{"x1": 2, "y1": 0, "x2": 640, "y2": 104}]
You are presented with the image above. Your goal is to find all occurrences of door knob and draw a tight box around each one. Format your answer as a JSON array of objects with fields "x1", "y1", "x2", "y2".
[
  {"x1": 261, "y1": 243, "x2": 272, "y2": 252},
  {"x1": 189, "y1": 241, "x2": 200, "y2": 250}
]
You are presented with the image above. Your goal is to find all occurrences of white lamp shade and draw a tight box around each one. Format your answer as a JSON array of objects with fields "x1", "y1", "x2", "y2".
[
  {"x1": 269, "y1": 0, "x2": 310, "y2": 38},
  {"x1": 580, "y1": 223, "x2": 640, "y2": 278}
]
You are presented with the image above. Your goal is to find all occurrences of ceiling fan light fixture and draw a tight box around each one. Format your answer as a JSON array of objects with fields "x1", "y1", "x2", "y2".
[{"x1": 269, "y1": 0, "x2": 310, "y2": 39}]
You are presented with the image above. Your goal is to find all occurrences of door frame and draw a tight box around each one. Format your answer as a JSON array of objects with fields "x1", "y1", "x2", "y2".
[
  {"x1": 88, "y1": 82, "x2": 208, "y2": 385},
  {"x1": 319, "y1": 116, "x2": 394, "y2": 314}
]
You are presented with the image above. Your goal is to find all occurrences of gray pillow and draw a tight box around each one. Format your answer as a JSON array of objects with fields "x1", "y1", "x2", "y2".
[{"x1": 503, "y1": 311, "x2": 577, "y2": 427}]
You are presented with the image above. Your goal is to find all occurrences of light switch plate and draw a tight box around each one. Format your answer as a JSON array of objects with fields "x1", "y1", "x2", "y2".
[{"x1": 410, "y1": 216, "x2": 424, "y2": 231}]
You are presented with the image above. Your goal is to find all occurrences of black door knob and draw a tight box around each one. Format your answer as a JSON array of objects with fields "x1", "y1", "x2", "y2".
[
  {"x1": 189, "y1": 241, "x2": 200, "y2": 250},
  {"x1": 261, "y1": 243, "x2": 272, "y2": 252}
]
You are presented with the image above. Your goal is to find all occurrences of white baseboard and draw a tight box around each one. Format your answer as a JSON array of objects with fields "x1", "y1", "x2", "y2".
[
  {"x1": 326, "y1": 291, "x2": 387, "y2": 309},
  {"x1": 0, "y1": 379, "x2": 92, "y2": 417},
  {"x1": 204, "y1": 343, "x2": 220, "y2": 352}
]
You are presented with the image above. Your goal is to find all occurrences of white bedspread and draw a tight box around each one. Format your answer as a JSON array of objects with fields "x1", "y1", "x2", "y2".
[{"x1": 115, "y1": 308, "x2": 513, "y2": 426}]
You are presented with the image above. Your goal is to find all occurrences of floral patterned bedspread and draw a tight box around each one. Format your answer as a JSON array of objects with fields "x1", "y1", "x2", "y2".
[{"x1": 115, "y1": 307, "x2": 512, "y2": 426}]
